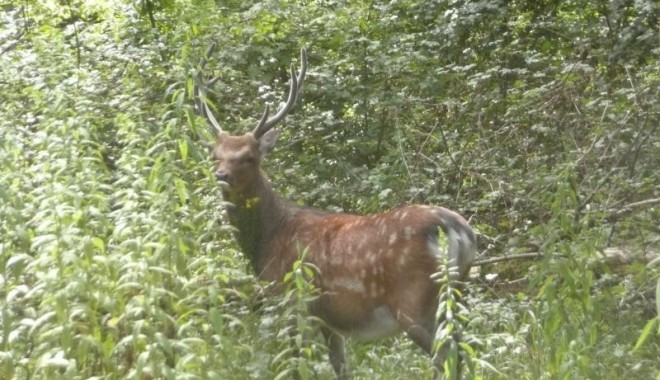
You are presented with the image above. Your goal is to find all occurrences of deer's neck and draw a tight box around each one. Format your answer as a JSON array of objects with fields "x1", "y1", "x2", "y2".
[{"x1": 222, "y1": 173, "x2": 290, "y2": 275}]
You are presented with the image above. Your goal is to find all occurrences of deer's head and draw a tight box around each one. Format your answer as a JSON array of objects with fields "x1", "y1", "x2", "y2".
[{"x1": 194, "y1": 46, "x2": 307, "y2": 196}]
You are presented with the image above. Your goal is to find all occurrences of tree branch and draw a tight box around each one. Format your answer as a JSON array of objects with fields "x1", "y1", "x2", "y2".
[
  {"x1": 474, "y1": 252, "x2": 545, "y2": 266},
  {"x1": 604, "y1": 198, "x2": 660, "y2": 222}
]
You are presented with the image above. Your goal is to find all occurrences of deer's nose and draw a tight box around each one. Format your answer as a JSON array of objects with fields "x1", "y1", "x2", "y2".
[{"x1": 215, "y1": 171, "x2": 230, "y2": 183}]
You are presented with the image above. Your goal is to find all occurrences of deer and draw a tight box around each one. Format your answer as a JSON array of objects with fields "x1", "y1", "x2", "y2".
[{"x1": 193, "y1": 46, "x2": 477, "y2": 379}]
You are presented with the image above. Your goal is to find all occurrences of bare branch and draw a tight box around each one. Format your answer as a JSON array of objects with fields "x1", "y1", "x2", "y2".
[
  {"x1": 474, "y1": 252, "x2": 545, "y2": 266},
  {"x1": 604, "y1": 197, "x2": 660, "y2": 222}
]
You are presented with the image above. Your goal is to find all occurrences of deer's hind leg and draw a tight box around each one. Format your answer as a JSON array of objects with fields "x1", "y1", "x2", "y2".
[
  {"x1": 389, "y1": 288, "x2": 437, "y2": 354},
  {"x1": 387, "y1": 277, "x2": 459, "y2": 378}
]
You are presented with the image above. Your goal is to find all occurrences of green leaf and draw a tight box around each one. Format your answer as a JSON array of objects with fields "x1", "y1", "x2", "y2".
[
  {"x1": 175, "y1": 178, "x2": 188, "y2": 204},
  {"x1": 91, "y1": 237, "x2": 105, "y2": 251},
  {"x1": 178, "y1": 139, "x2": 188, "y2": 161},
  {"x1": 632, "y1": 317, "x2": 658, "y2": 352},
  {"x1": 656, "y1": 279, "x2": 660, "y2": 319}
]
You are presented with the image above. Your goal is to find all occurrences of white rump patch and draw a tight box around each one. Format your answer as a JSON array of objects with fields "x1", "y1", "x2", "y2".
[
  {"x1": 432, "y1": 227, "x2": 476, "y2": 279},
  {"x1": 427, "y1": 237, "x2": 442, "y2": 259}
]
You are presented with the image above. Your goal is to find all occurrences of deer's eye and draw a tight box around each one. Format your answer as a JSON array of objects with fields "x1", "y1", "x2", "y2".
[{"x1": 240, "y1": 156, "x2": 255, "y2": 165}]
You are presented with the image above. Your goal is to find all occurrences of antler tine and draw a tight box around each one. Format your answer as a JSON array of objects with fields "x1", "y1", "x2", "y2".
[
  {"x1": 193, "y1": 43, "x2": 223, "y2": 133},
  {"x1": 252, "y1": 48, "x2": 307, "y2": 139},
  {"x1": 200, "y1": 96, "x2": 223, "y2": 133},
  {"x1": 294, "y1": 48, "x2": 307, "y2": 104},
  {"x1": 256, "y1": 105, "x2": 270, "y2": 132}
]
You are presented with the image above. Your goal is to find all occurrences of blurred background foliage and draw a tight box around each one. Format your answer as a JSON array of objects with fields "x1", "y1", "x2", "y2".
[{"x1": 1, "y1": 0, "x2": 658, "y2": 378}]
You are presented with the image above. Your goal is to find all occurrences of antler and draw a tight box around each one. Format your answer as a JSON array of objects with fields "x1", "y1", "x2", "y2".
[
  {"x1": 252, "y1": 48, "x2": 307, "y2": 139},
  {"x1": 193, "y1": 46, "x2": 307, "y2": 137},
  {"x1": 193, "y1": 43, "x2": 223, "y2": 133}
]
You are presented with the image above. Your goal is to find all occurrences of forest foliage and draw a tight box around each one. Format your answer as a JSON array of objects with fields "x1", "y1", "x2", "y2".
[{"x1": 1, "y1": 0, "x2": 659, "y2": 379}]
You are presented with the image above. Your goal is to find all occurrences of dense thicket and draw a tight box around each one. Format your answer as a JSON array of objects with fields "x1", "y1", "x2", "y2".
[{"x1": 1, "y1": 0, "x2": 658, "y2": 379}]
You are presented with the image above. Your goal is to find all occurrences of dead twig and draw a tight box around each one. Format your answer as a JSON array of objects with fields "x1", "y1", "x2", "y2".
[
  {"x1": 604, "y1": 197, "x2": 660, "y2": 222},
  {"x1": 474, "y1": 252, "x2": 544, "y2": 266}
]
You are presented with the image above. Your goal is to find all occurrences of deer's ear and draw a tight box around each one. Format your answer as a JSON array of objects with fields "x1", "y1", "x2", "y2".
[{"x1": 259, "y1": 129, "x2": 280, "y2": 155}]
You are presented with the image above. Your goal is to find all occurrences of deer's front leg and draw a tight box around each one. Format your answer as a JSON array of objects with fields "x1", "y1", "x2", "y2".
[{"x1": 323, "y1": 328, "x2": 349, "y2": 380}]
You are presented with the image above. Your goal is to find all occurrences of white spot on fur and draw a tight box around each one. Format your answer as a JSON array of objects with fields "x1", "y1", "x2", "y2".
[
  {"x1": 389, "y1": 233, "x2": 397, "y2": 245},
  {"x1": 328, "y1": 277, "x2": 365, "y2": 293},
  {"x1": 330, "y1": 254, "x2": 343, "y2": 266},
  {"x1": 369, "y1": 282, "x2": 378, "y2": 298},
  {"x1": 403, "y1": 227, "x2": 414, "y2": 240}
]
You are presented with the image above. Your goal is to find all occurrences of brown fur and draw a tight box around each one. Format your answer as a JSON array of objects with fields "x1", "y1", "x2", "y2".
[{"x1": 212, "y1": 131, "x2": 476, "y2": 379}]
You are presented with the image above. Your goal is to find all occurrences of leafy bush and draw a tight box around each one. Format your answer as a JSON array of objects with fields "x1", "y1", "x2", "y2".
[{"x1": 1, "y1": 0, "x2": 658, "y2": 379}]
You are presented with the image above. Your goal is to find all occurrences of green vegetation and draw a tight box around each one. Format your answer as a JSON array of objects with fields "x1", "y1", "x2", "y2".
[{"x1": 1, "y1": 0, "x2": 658, "y2": 379}]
